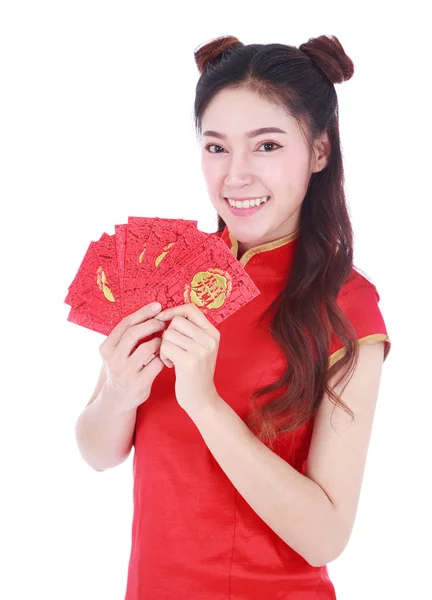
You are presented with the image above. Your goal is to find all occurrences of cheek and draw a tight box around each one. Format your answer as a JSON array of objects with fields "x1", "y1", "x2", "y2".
[
  {"x1": 271, "y1": 153, "x2": 310, "y2": 187},
  {"x1": 201, "y1": 160, "x2": 213, "y2": 180},
  {"x1": 201, "y1": 159, "x2": 223, "y2": 191}
]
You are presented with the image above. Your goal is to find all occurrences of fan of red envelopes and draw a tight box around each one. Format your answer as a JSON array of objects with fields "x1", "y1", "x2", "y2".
[{"x1": 64, "y1": 216, "x2": 261, "y2": 336}]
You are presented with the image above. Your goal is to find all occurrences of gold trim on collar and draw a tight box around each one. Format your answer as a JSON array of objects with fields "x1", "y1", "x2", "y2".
[{"x1": 228, "y1": 229, "x2": 300, "y2": 266}]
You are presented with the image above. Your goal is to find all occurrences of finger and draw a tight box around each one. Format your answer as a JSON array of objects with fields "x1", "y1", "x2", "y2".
[
  {"x1": 103, "y1": 303, "x2": 163, "y2": 350},
  {"x1": 161, "y1": 328, "x2": 194, "y2": 351},
  {"x1": 166, "y1": 315, "x2": 197, "y2": 337},
  {"x1": 130, "y1": 336, "x2": 162, "y2": 371},
  {"x1": 163, "y1": 317, "x2": 212, "y2": 349},
  {"x1": 155, "y1": 303, "x2": 216, "y2": 336},
  {"x1": 158, "y1": 350, "x2": 174, "y2": 369},
  {"x1": 116, "y1": 318, "x2": 166, "y2": 361},
  {"x1": 137, "y1": 349, "x2": 165, "y2": 385},
  {"x1": 159, "y1": 336, "x2": 184, "y2": 367}
]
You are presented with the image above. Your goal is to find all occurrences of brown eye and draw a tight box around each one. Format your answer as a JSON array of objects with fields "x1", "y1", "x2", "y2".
[
  {"x1": 258, "y1": 142, "x2": 281, "y2": 152},
  {"x1": 205, "y1": 144, "x2": 225, "y2": 153}
]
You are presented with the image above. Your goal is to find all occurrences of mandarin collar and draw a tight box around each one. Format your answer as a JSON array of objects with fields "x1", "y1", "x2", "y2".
[{"x1": 219, "y1": 225, "x2": 299, "y2": 279}]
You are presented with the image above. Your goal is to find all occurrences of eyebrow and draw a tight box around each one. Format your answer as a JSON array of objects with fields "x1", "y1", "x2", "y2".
[{"x1": 202, "y1": 126, "x2": 287, "y2": 139}]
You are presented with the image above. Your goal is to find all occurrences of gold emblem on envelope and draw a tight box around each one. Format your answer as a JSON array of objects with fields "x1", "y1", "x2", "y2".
[
  {"x1": 184, "y1": 269, "x2": 232, "y2": 309},
  {"x1": 138, "y1": 243, "x2": 146, "y2": 264},
  {"x1": 96, "y1": 266, "x2": 115, "y2": 302},
  {"x1": 155, "y1": 242, "x2": 175, "y2": 267}
]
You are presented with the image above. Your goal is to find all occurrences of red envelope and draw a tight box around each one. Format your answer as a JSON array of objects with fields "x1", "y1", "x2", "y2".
[
  {"x1": 149, "y1": 223, "x2": 208, "y2": 283},
  {"x1": 114, "y1": 224, "x2": 127, "y2": 308},
  {"x1": 89, "y1": 233, "x2": 122, "y2": 310},
  {"x1": 146, "y1": 235, "x2": 260, "y2": 327},
  {"x1": 137, "y1": 217, "x2": 198, "y2": 285},
  {"x1": 121, "y1": 218, "x2": 198, "y2": 311},
  {"x1": 68, "y1": 235, "x2": 123, "y2": 325},
  {"x1": 67, "y1": 304, "x2": 113, "y2": 336},
  {"x1": 65, "y1": 217, "x2": 261, "y2": 336},
  {"x1": 64, "y1": 241, "x2": 101, "y2": 307},
  {"x1": 123, "y1": 216, "x2": 154, "y2": 287}
]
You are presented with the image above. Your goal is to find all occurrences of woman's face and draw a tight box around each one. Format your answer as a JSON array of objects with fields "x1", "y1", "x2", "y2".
[{"x1": 200, "y1": 87, "x2": 329, "y2": 254}]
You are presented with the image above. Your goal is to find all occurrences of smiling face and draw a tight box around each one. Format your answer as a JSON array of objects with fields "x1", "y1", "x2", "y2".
[{"x1": 200, "y1": 87, "x2": 330, "y2": 256}]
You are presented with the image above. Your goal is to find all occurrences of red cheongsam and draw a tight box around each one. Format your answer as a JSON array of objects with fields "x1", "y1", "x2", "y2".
[{"x1": 124, "y1": 225, "x2": 391, "y2": 599}]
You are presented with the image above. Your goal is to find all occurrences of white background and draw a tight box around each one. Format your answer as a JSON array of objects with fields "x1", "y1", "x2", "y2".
[{"x1": 1, "y1": 1, "x2": 430, "y2": 598}]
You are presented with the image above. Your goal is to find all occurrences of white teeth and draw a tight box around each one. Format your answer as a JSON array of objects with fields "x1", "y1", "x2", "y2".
[{"x1": 226, "y1": 196, "x2": 269, "y2": 209}]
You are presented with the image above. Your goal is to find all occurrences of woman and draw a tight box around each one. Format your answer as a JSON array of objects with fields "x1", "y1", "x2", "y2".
[{"x1": 76, "y1": 34, "x2": 391, "y2": 599}]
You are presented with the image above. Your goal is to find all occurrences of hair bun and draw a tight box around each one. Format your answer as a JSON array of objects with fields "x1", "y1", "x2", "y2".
[
  {"x1": 299, "y1": 34, "x2": 354, "y2": 84},
  {"x1": 194, "y1": 35, "x2": 244, "y2": 74}
]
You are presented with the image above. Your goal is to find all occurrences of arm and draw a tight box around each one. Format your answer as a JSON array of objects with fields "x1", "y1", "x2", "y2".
[
  {"x1": 75, "y1": 365, "x2": 137, "y2": 472},
  {"x1": 188, "y1": 341, "x2": 385, "y2": 567}
]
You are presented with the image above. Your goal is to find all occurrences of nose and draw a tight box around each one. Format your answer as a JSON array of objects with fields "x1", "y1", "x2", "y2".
[{"x1": 224, "y1": 151, "x2": 254, "y2": 187}]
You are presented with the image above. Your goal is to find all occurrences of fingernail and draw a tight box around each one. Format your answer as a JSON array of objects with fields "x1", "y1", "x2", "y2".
[{"x1": 149, "y1": 302, "x2": 162, "y2": 311}]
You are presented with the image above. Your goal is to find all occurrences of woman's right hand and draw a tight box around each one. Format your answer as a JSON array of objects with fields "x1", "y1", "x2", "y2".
[{"x1": 98, "y1": 302, "x2": 168, "y2": 412}]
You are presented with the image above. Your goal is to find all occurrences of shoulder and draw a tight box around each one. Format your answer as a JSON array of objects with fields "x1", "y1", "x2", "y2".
[
  {"x1": 330, "y1": 267, "x2": 391, "y2": 367},
  {"x1": 338, "y1": 266, "x2": 379, "y2": 297}
]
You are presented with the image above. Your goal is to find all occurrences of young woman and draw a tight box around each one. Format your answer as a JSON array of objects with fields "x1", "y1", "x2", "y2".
[{"x1": 76, "y1": 34, "x2": 391, "y2": 599}]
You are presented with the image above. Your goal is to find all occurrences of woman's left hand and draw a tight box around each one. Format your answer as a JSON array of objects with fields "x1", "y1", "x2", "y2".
[{"x1": 154, "y1": 303, "x2": 221, "y2": 416}]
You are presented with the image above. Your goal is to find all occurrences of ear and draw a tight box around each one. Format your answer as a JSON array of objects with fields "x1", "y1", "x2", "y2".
[{"x1": 312, "y1": 129, "x2": 331, "y2": 173}]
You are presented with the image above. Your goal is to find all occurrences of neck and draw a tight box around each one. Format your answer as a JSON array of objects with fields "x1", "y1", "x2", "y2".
[{"x1": 236, "y1": 242, "x2": 247, "y2": 261}]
